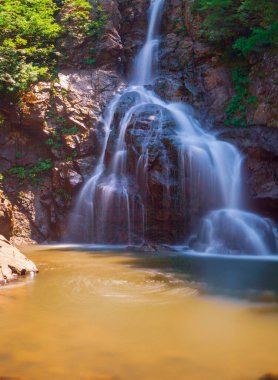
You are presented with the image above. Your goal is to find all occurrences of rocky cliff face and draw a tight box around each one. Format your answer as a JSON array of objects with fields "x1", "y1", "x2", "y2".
[
  {"x1": 0, "y1": 0, "x2": 277, "y2": 244},
  {"x1": 159, "y1": 0, "x2": 278, "y2": 224}
]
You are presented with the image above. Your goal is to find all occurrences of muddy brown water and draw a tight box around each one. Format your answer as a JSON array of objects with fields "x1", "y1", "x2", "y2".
[{"x1": 0, "y1": 247, "x2": 278, "y2": 380}]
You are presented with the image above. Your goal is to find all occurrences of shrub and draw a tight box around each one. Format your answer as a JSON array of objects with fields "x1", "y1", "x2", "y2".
[
  {"x1": 0, "y1": 0, "x2": 60, "y2": 93},
  {"x1": 60, "y1": 0, "x2": 92, "y2": 37},
  {"x1": 0, "y1": 0, "x2": 107, "y2": 94},
  {"x1": 192, "y1": 0, "x2": 278, "y2": 57},
  {"x1": 233, "y1": 23, "x2": 278, "y2": 56}
]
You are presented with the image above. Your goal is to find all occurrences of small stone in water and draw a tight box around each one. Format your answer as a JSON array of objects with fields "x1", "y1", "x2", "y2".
[{"x1": 259, "y1": 374, "x2": 278, "y2": 380}]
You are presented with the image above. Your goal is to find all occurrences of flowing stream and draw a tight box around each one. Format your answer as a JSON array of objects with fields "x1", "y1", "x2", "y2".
[{"x1": 69, "y1": 0, "x2": 277, "y2": 254}]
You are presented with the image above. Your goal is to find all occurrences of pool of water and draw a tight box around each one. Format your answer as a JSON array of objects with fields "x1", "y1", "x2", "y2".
[{"x1": 0, "y1": 247, "x2": 278, "y2": 380}]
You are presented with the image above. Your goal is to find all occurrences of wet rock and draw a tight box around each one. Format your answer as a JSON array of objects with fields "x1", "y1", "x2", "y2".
[
  {"x1": 193, "y1": 42, "x2": 213, "y2": 62},
  {"x1": 203, "y1": 66, "x2": 234, "y2": 123},
  {"x1": 54, "y1": 162, "x2": 83, "y2": 192},
  {"x1": 118, "y1": 0, "x2": 149, "y2": 73},
  {"x1": 259, "y1": 374, "x2": 278, "y2": 380},
  {"x1": 112, "y1": 91, "x2": 140, "y2": 131},
  {"x1": 137, "y1": 243, "x2": 178, "y2": 253},
  {"x1": 152, "y1": 75, "x2": 187, "y2": 102},
  {"x1": 161, "y1": 34, "x2": 193, "y2": 72},
  {"x1": 124, "y1": 104, "x2": 186, "y2": 243},
  {"x1": 248, "y1": 52, "x2": 278, "y2": 127}
]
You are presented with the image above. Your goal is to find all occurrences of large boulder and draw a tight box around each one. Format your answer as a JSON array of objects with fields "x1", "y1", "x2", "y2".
[
  {"x1": 124, "y1": 103, "x2": 186, "y2": 243},
  {"x1": 0, "y1": 235, "x2": 38, "y2": 286}
]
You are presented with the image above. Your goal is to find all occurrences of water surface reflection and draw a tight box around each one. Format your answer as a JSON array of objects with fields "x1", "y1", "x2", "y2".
[{"x1": 0, "y1": 247, "x2": 277, "y2": 380}]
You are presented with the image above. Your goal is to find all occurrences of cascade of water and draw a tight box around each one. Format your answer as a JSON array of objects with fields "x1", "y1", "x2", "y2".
[
  {"x1": 69, "y1": 0, "x2": 277, "y2": 254},
  {"x1": 132, "y1": 0, "x2": 165, "y2": 85},
  {"x1": 190, "y1": 209, "x2": 277, "y2": 255}
]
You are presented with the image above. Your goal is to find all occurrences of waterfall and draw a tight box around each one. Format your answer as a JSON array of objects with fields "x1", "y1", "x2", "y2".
[
  {"x1": 68, "y1": 0, "x2": 277, "y2": 255},
  {"x1": 132, "y1": 0, "x2": 165, "y2": 85}
]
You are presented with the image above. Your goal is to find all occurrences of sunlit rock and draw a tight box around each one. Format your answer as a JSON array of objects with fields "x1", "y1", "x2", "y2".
[{"x1": 0, "y1": 235, "x2": 38, "y2": 285}]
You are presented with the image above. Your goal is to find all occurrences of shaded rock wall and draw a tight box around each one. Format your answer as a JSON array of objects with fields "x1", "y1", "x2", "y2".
[
  {"x1": 159, "y1": 0, "x2": 278, "y2": 223},
  {"x1": 161, "y1": 0, "x2": 278, "y2": 128}
]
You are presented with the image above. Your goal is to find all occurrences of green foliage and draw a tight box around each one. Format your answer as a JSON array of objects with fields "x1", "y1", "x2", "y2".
[
  {"x1": 171, "y1": 18, "x2": 188, "y2": 36},
  {"x1": 15, "y1": 152, "x2": 22, "y2": 159},
  {"x1": 84, "y1": 58, "x2": 97, "y2": 65},
  {"x1": 86, "y1": 4, "x2": 108, "y2": 38},
  {"x1": 0, "y1": 0, "x2": 60, "y2": 93},
  {"x1": 170, "y1": 1, "x2": 188, "y2": 36},
  {"x1": 84, "y1": 4, "x2": 107, "y2": 66},
  {"x1": 224, "y1": 65, "x2": 257, "y2": 127},
  {"x1": 233, "y1": 23, "x2": 278, "y2": 56},
  {"x1": 192, "y1": 0, "x2": 277, "y2": 127},
  {"x1": 46, "y1": 109, "x2": 79, "y2": 149},
  {"x1": 65, "y1": 152, "x2": 78, "y2": 162},
  {"x1": 46, "y1": 129, "x2": 78, "y2": 148},
  {"x1": 60, "y1": 0, "x2": 92, "y2": 37},
  {"x1": 8, "y1": 159, "x2": 53, "y2": 183},
  {"x1": 55, "y1": 187, "x2": 72, "y2": 201},
  {"x1": 60, "y1": 0, "x2": 107, "y2": 40},
  {"x1": 60, "y1": 0, "x2": 107, "y2": 66},
  {"x1": 192, "y1": 0, "x2": 239, "y2": 47},
  {"x1": 0, "y1": 0, "x2": 107, "y2": 94},
  {"x1": 192, "y1": 0, "x2": 278, "y2": 57}
]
